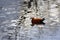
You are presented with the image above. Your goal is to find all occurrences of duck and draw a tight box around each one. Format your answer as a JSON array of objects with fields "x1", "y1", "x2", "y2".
[{"x1": 31, "y1": 17, "x2": 45, "y2": 26}]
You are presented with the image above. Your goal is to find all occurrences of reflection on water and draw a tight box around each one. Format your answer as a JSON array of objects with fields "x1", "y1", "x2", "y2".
[{"x1": 0, "y1": 0, "x2": 60, "y2": 40}]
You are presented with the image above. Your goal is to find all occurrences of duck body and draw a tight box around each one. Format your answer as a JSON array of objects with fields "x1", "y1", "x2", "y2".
[{"x1": 31, "y1": 18, "x2": 45, "y2": 26}]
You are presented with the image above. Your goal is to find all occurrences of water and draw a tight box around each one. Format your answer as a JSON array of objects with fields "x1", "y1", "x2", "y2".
[{"x1": 0, "y1": 0, "x2": 60, "y2": 40}]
